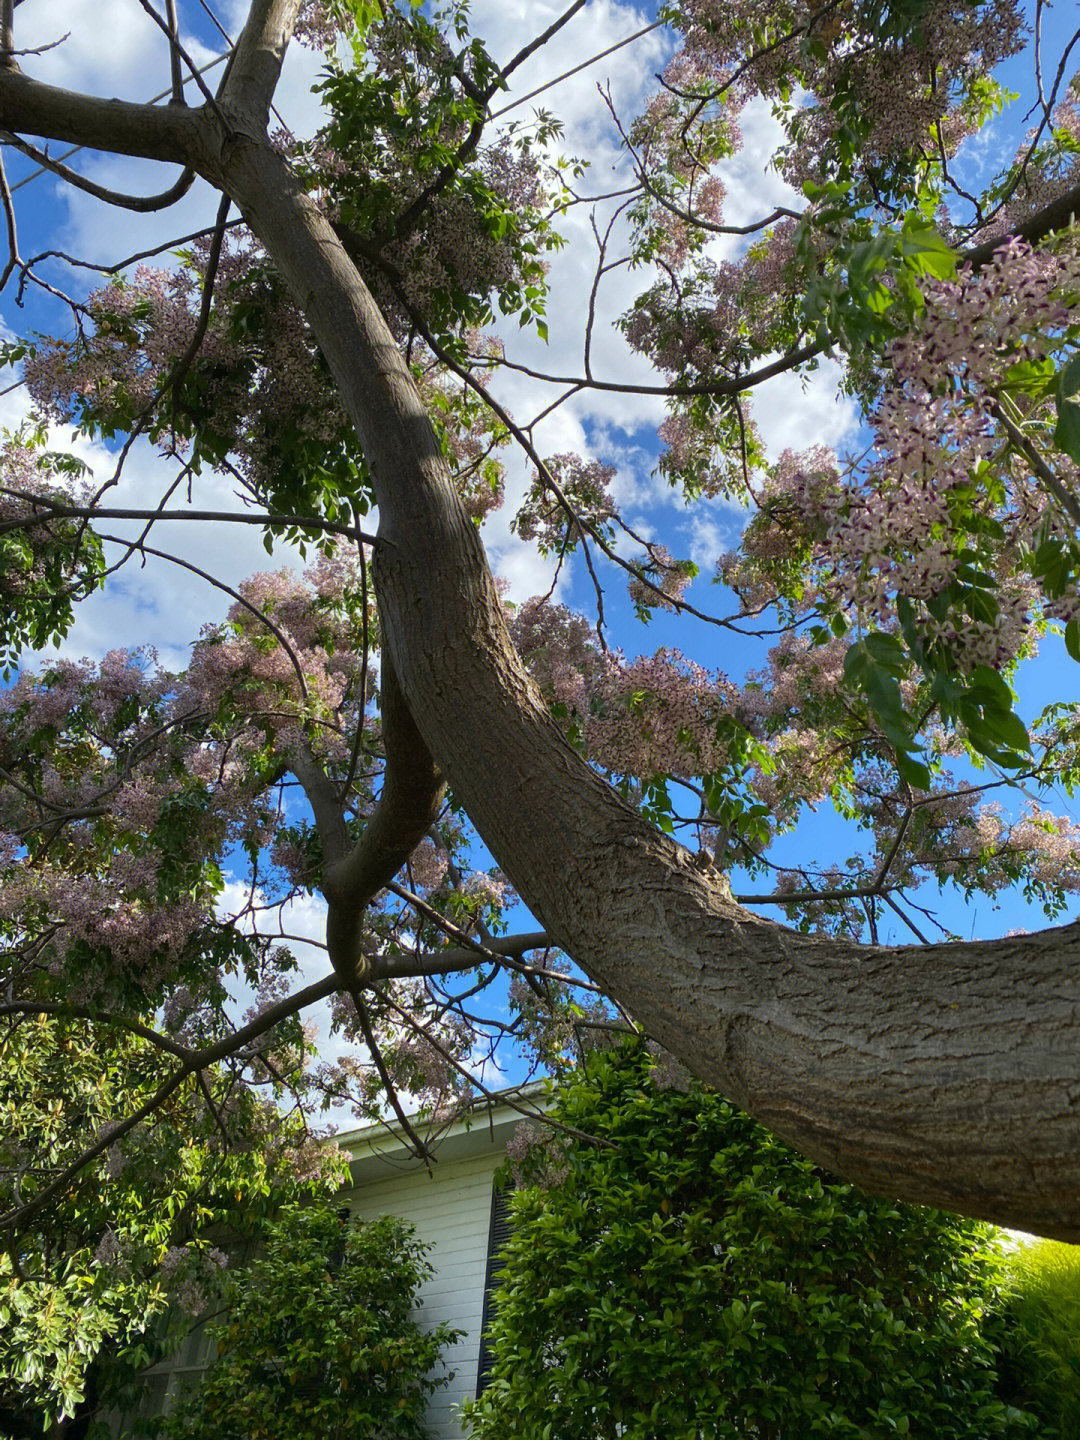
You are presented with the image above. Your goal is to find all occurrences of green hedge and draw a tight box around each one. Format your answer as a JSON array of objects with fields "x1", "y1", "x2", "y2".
[
  {"x1": 466, "y1": 1043, "x2": 1037, "y2": 1440},
  {"x1": 159, "y1": 1203, "x2": 460, "y2": 1440}
]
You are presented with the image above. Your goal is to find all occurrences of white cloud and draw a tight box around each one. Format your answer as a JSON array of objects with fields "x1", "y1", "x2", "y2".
[
  {"x1": 752, "y1": 355, "x2": 860, "y2": 459},
  {"x1": 2, "y1": 1, "x2": 861, "y2": 664},
  {"x1": 20, "y1": 0, "x2": 177, "y2": 98},
  {"x1": 0, "y1": 380, "x2": 300, "y2": 667},
  {"x1": 709, "y1": 96, "x2": 803, "y2": 249},
  {"x1": 218, "y1": 878, "x2": 331, "y2": 983}
]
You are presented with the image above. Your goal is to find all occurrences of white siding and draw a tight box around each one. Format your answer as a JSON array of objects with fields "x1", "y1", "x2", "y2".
[
  {"x1": 340, "y1": 1148, "x2": 502, "y2": 1440},
  {"x1": 100, "y1": 1097, "x2": 538, "y2": 1440}
]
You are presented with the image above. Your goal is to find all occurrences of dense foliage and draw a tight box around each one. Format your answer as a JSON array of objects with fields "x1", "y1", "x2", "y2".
[
  {"x1": 157, "y1": 1203, "x2": 459, "y2": 1440},
  {"x1": 992, "y1": 1240, "x2": 1080, "y2": 1437},
  {"x1": 0, "y1": 1015, "x2": 341, "y2": 1433},
  {"x1": 466, "y1": 1045, "x2": 1035, "y2": 1439}
]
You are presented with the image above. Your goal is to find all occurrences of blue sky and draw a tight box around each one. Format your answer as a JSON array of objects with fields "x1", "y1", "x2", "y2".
[{"x1": 2, "y1": 0, "x2": 1079, "y2": 1100}]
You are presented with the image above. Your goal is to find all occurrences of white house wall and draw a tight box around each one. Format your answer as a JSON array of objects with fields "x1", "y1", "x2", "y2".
[
  {"x1": 100, "y1": 1094, "x2": 538, "y2": 1439},
  {"x1": 340, "y1": 1146, "x2": 504, "y2": 1440}
]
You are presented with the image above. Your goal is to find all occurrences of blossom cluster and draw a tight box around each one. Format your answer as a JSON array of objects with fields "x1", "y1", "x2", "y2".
[
  {"x1": 627, "y1": 546, "x2": 696, "y2": 614},
  {"x1": 724, "y1": 240, "x2": 1080, "y2": 673},
  {"x1": 669, "y1": 0, "x2": 1024, "y2": 172},
  {"x1": 290, "y1": 3, "x2": 560, "y2": 351},
  {"x1": 624, "y1": 223, "x2": 800, "y2": 387},
  {"x1": 0, "y1": 545, "x2": 383, "y2": 1000},
  {"x1": 515, "y1": 454, "x2": 619, "y2": 554},
  {"x1": 21, "y1": 233, "x2": 507, "y2": 527}
]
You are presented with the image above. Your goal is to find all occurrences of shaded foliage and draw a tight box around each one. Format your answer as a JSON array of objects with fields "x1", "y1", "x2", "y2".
[
  {"x1": 467, "y1": 1044, "x2": 1036, "y2": 1439},
  {"x1": 157, "y1": 1203, "x2": 460, "y2": 1440}
]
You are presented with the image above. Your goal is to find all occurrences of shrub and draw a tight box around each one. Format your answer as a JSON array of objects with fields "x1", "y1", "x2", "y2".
[
  {"x1": 992, "y1": 1239, "x2": 1080, "y2": 1436},
  {"x1": 466, "y1": 1042, "x2": 1036, "y2": 1440},
  {"x1": 160, "y1": 1202, "x2": 459, "y2": 1440}
]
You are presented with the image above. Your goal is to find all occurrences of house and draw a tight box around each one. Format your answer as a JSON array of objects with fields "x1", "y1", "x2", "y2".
[
  {"x1": 112, "y1": 1088, "x2": 533, "y2": 1439},
  {"x1": 337, "y1": 1094, "x2": 524, "y2": 1435}
]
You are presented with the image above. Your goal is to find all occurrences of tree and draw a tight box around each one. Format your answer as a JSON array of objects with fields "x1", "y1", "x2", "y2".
[
  {"x1": 158, "y1": 1203, "x2": 460, "y2": 1440},
  {"x1": 465, "y1": 1043, "x2": 1035, "y2": 1440},
  {"x1": 0, "y1": 0, "x2": 1079, "y2": 1245},
  {"x1": 0, "y1": 1011, "x2": 342, "y2": 1432}
]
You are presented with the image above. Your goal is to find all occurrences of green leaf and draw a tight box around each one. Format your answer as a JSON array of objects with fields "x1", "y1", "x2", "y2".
[
  {"x1": 1054, "y1": 354, "x2": 1080, "y2": 465},
  {"x1": 897, "y1": 218, "x2": 956, "y2": 280},
  {"x1": 894, "y1": 751, "x2": 932, "y2": 791}
]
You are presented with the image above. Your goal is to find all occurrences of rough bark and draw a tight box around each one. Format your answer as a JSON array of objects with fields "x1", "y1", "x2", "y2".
[
  {"x1": 221, "y1": 137, "x2": 1080, "y2": 1239},
  {"x1": 1, "y1": 47, "x2": 1079, "y2": 1236}
]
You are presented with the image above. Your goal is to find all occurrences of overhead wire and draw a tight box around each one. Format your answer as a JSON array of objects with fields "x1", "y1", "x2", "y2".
[{"x1": 489, "y1": 19, "x2": 665, "y2": 119}]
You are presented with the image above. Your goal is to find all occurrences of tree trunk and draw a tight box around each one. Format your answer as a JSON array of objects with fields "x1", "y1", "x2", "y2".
[
  {"x1": 222, "y1": 137, "x2": 1080, "y2": 1240},
  {"x1": 1, "y1": 45, "x2": 1076, "y2": 1236}
]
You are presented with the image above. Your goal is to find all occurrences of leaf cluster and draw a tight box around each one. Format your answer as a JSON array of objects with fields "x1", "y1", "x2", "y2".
[
  {"x1": 467, "y1": 1043, "x2": 1037, "y2": 1440},
  {"x1": 157, "y1": 1204, "x2": 460, "y2": 1440},
  {"x1": 0, "y1": 1016, "x2": 333, "y2": 1432}
]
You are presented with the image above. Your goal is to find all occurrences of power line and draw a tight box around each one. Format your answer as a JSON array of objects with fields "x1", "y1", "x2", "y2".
[{"x1": 489, "y1": 19, "x2": 665, "y2": 120}]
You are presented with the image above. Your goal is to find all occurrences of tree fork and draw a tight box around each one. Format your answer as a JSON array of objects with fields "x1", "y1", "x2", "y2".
[
  {"x1": 216, "y1": 132, "x2": 1080, "y2": 1239},
  {"x1": 1, "y1": 18, "x2": 1078, "y2": 1237}
]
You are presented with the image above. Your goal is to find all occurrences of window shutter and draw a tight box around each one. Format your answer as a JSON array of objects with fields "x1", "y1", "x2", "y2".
[{"x1": 474, "y1": 1183, "x2": 513, "y2": 1396}]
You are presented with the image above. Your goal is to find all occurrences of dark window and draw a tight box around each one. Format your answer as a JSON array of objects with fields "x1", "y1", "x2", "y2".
[{"x1": 474, "y1": 1182, "x2": 513, "y2": 1397}]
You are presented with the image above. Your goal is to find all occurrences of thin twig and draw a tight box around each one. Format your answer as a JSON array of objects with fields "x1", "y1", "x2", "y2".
[
  {"x1": 491, "y1": 12, "x2": 666, "y2": 121},
  {"x1": 197, "y1": 1069, "x2": 232, "y2": 1145},
  {"x1": 496, "y1": 0, "x2": 590, "y2": 91},
  {"x1": 163, "y1": 189, "x2": 231, "y2": 407},
  {"x1": 134, "y1": 0, "x2": 229, "y2": 119},
  {"x1": 24, "y1": 219, "x2": 247, "y2": 277},
  {"x1": 352, "y1": 994, "x2": 433, "y2": 1166}
]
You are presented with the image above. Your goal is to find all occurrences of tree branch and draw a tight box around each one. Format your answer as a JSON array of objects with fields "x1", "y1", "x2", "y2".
[
  {"x1": 163, "y1": 0, "x2": 185, "y2": 106},
  {"x1": 962, "y1": 181, "x2": 1080, "y2": 269},
  {"x1": 0, "y1": 66, "x2": 209, "y2": 169},
  {"x1": 0, "y1": 130, "x2": 196, "y2": 212},
  {"x1": 222, "y1": 0, "x2": 300, "y2": 133},
  {"x1": 374, "y1": 930, "x2": 551, "y2": 981},
  {"x1": 0, "y1": 494, "x2": 378, "y2": 546},
  {"x1": 322, "y1": 654, "x2": 446, "y2": 983},
  {"x1": 0, "y1": 1001, "x2": 191, "y2": 1058}
]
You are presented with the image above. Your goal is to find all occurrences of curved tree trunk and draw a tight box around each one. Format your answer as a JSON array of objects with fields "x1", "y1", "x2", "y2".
[
  {"x1": 1, "y1": 36, "x2": 1077, "y2": 1237},
  {"x1": 225, "y1": 138, "x2": 1080, "y2": 1240}
]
